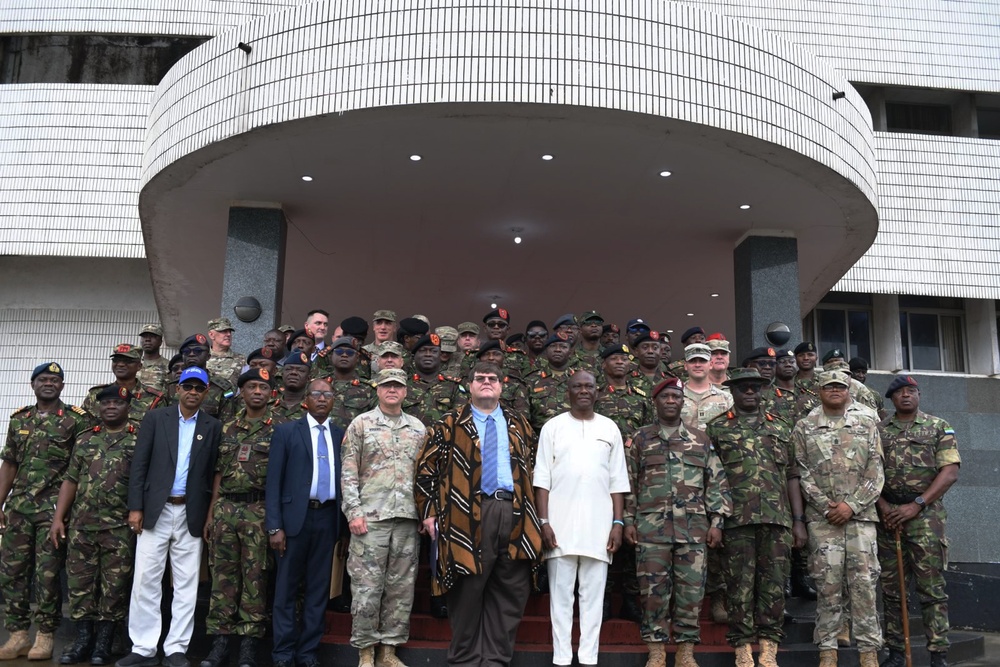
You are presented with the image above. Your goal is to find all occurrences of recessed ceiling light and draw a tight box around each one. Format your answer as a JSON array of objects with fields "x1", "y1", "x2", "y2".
[
  {"x1": 659, "y1": 171, "x2": 672, "y2": 177},
  {"x1": 410, "y1": 155, "x2": 422, "y2": 161},
  {"x1": 739, "y1": 204, "x2": 751, "y2": 210},
  {"x1": 687, "y1": 313, "x2": 695, "y2": 317},
  {"x1": 514, "y1": 236, "x2": 522, "y2": 244},
  {"x1": 490, "y1": 302, "x2": 497, "y2": 309},
  {"x1": 300, "y1": 175, "x2": 313, "y2": 182},
  {"x1": 666, "y1": 329, "x2": 674, "y2": 333},
  {"x1": 710, "y1": 293, "x2": 719, "y2": 298},
  {"x1": 542, "y1": 154, "x2": 554, "y2": 161}
]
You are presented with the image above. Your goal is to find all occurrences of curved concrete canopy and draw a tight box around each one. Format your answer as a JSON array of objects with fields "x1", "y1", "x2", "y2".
[{"x1": 139, "y1": 0, "x2": 878, "y2": 344}]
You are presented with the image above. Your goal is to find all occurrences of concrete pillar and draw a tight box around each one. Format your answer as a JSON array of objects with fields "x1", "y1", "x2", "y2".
[
  {"x1": 966, "y1": 298, "x2": 1000, "y2": 376},
  {"x1": 733, "y1": 234, "x2": 802, "y2": 362},
  {"x1": 873, "y1": 294, "x2": 904, "y2": 372},
  {"x1": 221, "y1": 205, "x2": 286, "y2": 355}
]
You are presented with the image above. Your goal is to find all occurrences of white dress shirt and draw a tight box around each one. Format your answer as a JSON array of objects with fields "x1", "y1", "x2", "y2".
[{"x1": 306, "y1": 413, "x2": 336, "y2": 500}]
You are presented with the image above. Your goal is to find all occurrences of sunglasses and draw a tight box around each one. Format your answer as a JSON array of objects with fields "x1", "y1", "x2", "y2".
[
  {"x1": 182, "y1": 347, "x2": 207, "y2": 355},
  {"x1": 333, "y1": 348, "x2": 356, "y2": 357},
  {"x1": 179, "y1": 383, "x2": 208, "y2": 393},
  {"x1": 526, "y1": 332, "x2": 548, "y2": 338},
  {"x1": 485, "y1": 321, "x2": 508, "y2": 328}
]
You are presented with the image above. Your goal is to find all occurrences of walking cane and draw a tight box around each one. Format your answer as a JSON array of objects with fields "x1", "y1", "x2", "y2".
[{"x1": 895, "y1": 527, "x2": 913, "y2": 667}]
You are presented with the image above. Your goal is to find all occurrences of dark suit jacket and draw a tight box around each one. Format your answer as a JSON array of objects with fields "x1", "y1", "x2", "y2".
[
  {"x1": 265, "y1": 415, "x2": 345, "y2": 538},
  {"x1": 128, "y1": 405, "x2": 222, "y2": 536}
]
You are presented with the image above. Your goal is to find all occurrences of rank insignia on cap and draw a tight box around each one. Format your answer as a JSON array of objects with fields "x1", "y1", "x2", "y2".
[
  {"x1": 196, "y1": 334, "x2": 207, "y2": 345},
  {"x1": 767, "y1": 348, "x2": 776, "y2": 357},
  {"x1": 48, "y1": 363, "x2": 61, "y2": 373},
  {"x1": 260, "y1": 369, "x2": 270, "y2": 381},
  {"x1": 118, "y1": 387, "x2": 129, "y2": 399},
  {"x1": 430, "y1": 333, "x2": 440, "y2": 346},
  {"x1": 498, "y1": 308, "x2": 509, "y2": 320},
  {"x1": 650, "y1": 331, "x2": 660, "y2": 340},
  {"x1": 115, "y1": 344, "x2": 132, "y2": 355},
  {"x1": 299, "y1": 353, "x2": 308, "y2": 363}
]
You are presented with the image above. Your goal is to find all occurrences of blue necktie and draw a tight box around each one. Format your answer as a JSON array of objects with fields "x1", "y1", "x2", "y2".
[
  {"x1": 481, "y1": 415, "x2": 498, "y2": 495},
  {"x1": 316, "y1": 424, "x2": 331, "y2": 502}
]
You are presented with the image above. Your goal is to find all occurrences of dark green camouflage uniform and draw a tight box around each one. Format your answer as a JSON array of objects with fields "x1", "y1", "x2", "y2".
[
  {"x1": 498, "y1": 375, "x2": 530, "y2": 415},
  {"x1": 82, "y1": 382, "x2": 166, "y2": 426},
  {"x1": 270, "y1": 388, "x2": 308, "y2": 423},
  {"x1": 0, "y1": 401, "x2": 89, "y2": 632},
  {"x1": 761, "y1": 383, "x2": 818, "y2": 426},
  {"x1": 163, "y1": 376, "x2": 235, "y2": 420},
  {"x1": 329, "y1": 377, "x2": 376, "y2": 431},
  {"x1": 64, "y1": 423, "x2": 137, "y2": 622},
  {"x1": 526, "y1": 368, "x2": 573, "y2": 434},
  {"x1": 624, "y1": 422, "x2": 731, "y2": 644},
  {"x1": 570, "y1": 347, "x2": 602, "y2": 376},
  {"x1": 630, "y1": 369, "x2": 673, "y2": 398},
  {"x1": 877, "y1": 411, "x2": 960, "y2": 655},
  {"x1": 706, "y1": 408, "x2": 796, "y2": 646},
  {"x1": 206, "y1": 408, "x2": 283, "y2": 637},
  {"x1": 403, "y1": 374, "x2": 467, "y2": 427}
]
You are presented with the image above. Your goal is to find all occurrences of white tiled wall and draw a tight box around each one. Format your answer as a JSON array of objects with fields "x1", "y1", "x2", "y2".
[{"x1": 0, "y1": 84, "x2": 154, "y2": 258}]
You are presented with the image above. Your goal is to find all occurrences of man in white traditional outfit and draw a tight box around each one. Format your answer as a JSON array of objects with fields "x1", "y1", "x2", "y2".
[{"x1": 533, "y1": 370, "x2": 631, "y2": 666}]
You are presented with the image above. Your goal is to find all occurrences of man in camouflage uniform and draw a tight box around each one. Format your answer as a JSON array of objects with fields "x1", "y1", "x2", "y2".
[
  {"x1": 475, "y1": 341, "x2": 529, "y2": 414},
  {"x1": 50, "y1": 385, "x2": 137, "y2": 666},
  {"x1": 341, "y1": 369, "x2": 427, "y2": 667},
  {"x1": 136, "y1": 324, "x2": 169, "y2": 391},
  {"x1": 792, "y1": 371, "x2": 884, "y2": 667},
  {"x1": 706, "y1": 369, "x2": 806, "y2": 667},
  {"x1": 163, "y1": 334, "x2": 235, "y2": 419},
  {"x1": 0, "y1": 362, "x2": 89, "y2": 661},
  {"x1": 482, "y1": 308, "x2": 529, "y2": 380},
  {"x1": 822, "y1": 350, "x2": 883, "y2": 419},
  {"x1": 595, "y1": 343, "x2": 650, "y2": 622},
  {"x1": 525, "y1": 320, "x2": 549, "y2": 368},
  {"x1": 404, "y1": 334, "x2": 467, "y2": 426},
  {"x1": 681, "y1": 344, "x2": 733, "y2": 431},
  {"x1": 320, "y1": 337, "x2": 375, "y2": 431},
  {"x1": 794, "y1": 342, "x2": 820, "y2": 400},
  {"x1": 527, "y1": 333, "x2": 575, "y2": 433},
  {"x1": 876, "y1": 376, "x2": 960, "y2": 667},
  {"x1": 201, "y1": 368, "x2": 282, "y2": 667},
  {"x1": 665, "y1": 327, "x2": 706, "y2": 380},
  {"x1": 271, "y1": 352, "x2": 310, "y2": 422},
  {"x1": 206, "y1": 317, "x2": 246, "y2": 386},
  {"x1": 246, "y1": 348, "x2": 278, "y2": 376},
  {"x1": 83, "y1": 343, "x2": 166, "y2": 426},
  {"x1": 623, "y1": 377, "x2": 731, "y2": 667},
  {"x1": 630, "y1": 331, "x2": 673, "y2": 393},
  {"x1": 571, "y1": 311, "x2": 605, "y2": 374},
  {"x1": 706, "y1": 338, "x2": 730, "y2": 387},
  {"x1": 436, "y1": 327, "x2": 462, "y2": 378},
  {"x1": 849, "y1": 357, "x2": 887, "y2": 420},
  {"x1": 600, "y1": 323, "x2": 620, "y2": 348}
]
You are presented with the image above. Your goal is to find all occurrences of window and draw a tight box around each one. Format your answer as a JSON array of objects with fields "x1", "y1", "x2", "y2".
[
  {"x1": 899, "y1": 310, "x2": 966, "y2": 372},
  {"x1": 979, "y1": 108, "x2": 1000, "y2": 140},
  {"x1": 804, "y1": 292, "x2": 873, "y2": 364},
  {"x1": 886, "y1": 102, "x2": 952, "y2": 135}
]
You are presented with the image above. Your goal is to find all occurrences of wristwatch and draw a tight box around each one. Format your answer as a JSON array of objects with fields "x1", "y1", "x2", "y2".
[
  {"x1": 914, "y1": 496, "x2": 926, "y2": 510},
  {"x1": 268, "y1": 528, "x2": 281, "y2": 536},
  {"x1": 538, "y1": 518, "x2": 549, "y2": 526}
]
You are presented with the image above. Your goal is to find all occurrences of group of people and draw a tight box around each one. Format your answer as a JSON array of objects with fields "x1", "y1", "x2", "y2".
[{"x1": 0, "y1": 306, "x2": 960, "y2": 667}]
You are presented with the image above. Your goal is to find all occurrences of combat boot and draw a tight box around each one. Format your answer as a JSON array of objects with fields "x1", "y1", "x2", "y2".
[
  {"x1": 0, "y1": 630, "x2": 31, "y2": 660},
  {"x1": 710, "y1": 596, "x2": 728, "y2": 623},
  {"x1": 643, "y1": 642, "x2": 666, "y2": 667},
  {"x1": 758, "y1": 638, "x2": 779, "y2": 667},
  {"x1": 859, "y1": 651, "x2": 878, "y2": 667},
  {"x1": 818, "y1": 649, "x2": 837, "y2": 667},
  {"x1": 236, "y1": 637, "x2": 257, "y2": 667},
  {"x1": 620, "y1": 595, "x2": 642, "y2": 622},
  {"x1": 375, "y1": 645, "x2": 407, "y2": 667},
  {"x1": 357, "y1": 646, "x2": 375, "y2": 667},
  {"x1": 733, "y1": 643, "x2": 754, "y2": 667},
  {"x1": 928, "y1": 651, "x2": 948, "y2": 667},
  {"x1": 28, "y1": 631, "x2": 54, "y2": 660},
  {"x1": 199, "y1": 636, "x2": 230, "y2": 667},
  {"x1": 90, "y1": 622, "x2": 116, "y2": 665},
  {"x1": 879, "y1": 649, "x2": 905, "y2": 667},
  {"x1": 60, "y1": 621, "x2": 94, "y2": 664},
  {"x1": 836, "y1": 621, "x2": 851, "y2": 647},
  {"x1": 675, "y1": 642, "x2": 700, "y2": 667}
]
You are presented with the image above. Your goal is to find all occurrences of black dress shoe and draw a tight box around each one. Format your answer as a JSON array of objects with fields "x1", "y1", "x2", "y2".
[
  {"x1": 162, "y1": 653, "x2": 190, "y2": 667},
  {"x1": 199, "y1": 637, "x2": 230, "y2": 667},
  {"x1": 879, "y1": 649, "x2": 906, "y2": 667},
  {"x1": 430, "y1": 595, "x2": 448, "y2": 619},
  {"x1": 116, "y1": 653, "x2": 159, "y2": 667},
  {"x1": 298, "y1": 660, "x2": 320, "y2": 667},
  {"x1": 928, "y1": 652, "x2": 948, "y2": 667},
  {"x1": 272, "y1": 661, "x2": 293, "y2": 667}
]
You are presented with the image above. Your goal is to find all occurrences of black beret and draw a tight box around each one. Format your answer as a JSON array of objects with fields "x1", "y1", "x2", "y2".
[
  {"x1": 238, "y1": 367, "x2": 275, "y2": 388},
  {"x1": 476, "y1": 340, "x2": 504, "y2": 357},
  {"x1": 742, "y1": 347, "x2": 777, "y2": 365},
  {"x1": 526, "y1": 320, "x2": 548, "y2": 332},
  {"x1": 885, "y1": 375, "x2": 919, "y2": 398},
  {"x1": 633, "y1": 331, "x2": 663, "y2": 347},
  {"x1": 168, "y1": 354, "x2": 183, "y2": 368},
  {"x1": 680, "y1": 326, "x2": 705, "y2": 343},
  {"x1": 31, "y1": 362, "x2": 64, "y2": 382},
  {"x1": 775, "y1": 348, "x2": 794, "y2": 358},
  {"x1": 822, "y1": 348, "x2": 845, "y2": 364},
  {"x1": 289, "y1": 329, "x2": 312, "y2": 343},
  {"x1": 412, "y1": 333, "x2": 441, "y2": 352},
  {"x1": 96, "y1": 384, "x2": 130, "y2": 403},
  {"x1": 601, "y1": 344, "x2": 631, "y2": 360},
  {"x1": 794, "y1": 341, "x2": 816, "y2": 355},
  {"x1": 179, "y1": 333, "x2": 209, "y2": 350},
  {"x1": 849, "y1": 357, "x2": 869, "y2": 372},
  {"x1": 602, "y1": 323, "x2": 620, "y2": 334},
  {"x1": 340, "y1": 316, "x2": 369, "y2": 337},
  {"x1": 505, "y1": 333, "x2": 525, "y2": 346},
  {"x1": 553, "y1": 313, "x2": 576, "y2": 328},
  {"x1": 399, "y1": 318, "x2": 430, "y2": 336},
  {"x1": 246, "y1": 347, "x2": 275, "y2": 363},
  {"x1": 483, "y1": 307, "x2": 510, "y2": 324},
  {"x1": 542, "y1": 332, "x2": 571, "y2": 350}
]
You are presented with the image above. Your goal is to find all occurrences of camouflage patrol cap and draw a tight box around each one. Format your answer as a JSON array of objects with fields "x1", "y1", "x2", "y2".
[
  {"x1": 824, "y1": 358, "x2": 850, "y2": 372},
  {"x1": 278, "y1": 324, "x2": 296, "y2": 334},
  {"x1": 723, "y1": 368, "x2": 766, "y2": 387},
  {"x1": 139, "y1": 324, "x2": 163, "y2": 337},
  {"x1": 110, "y1": 343, "x2": 142, "y2": 360},
  {"x1": 373, "y1": 310, "x2": 397, "y2": 322},
  {"x1": 411, "y1": 314, "x2": 430, "y2": 326},
  {"x1": 435, "y1": 327, "x2": 459, "y2": 353},
  {"x1": 817, "y1": 370, "x2": 850, "y2": 388},
  {"x1": 706, "y1": 339, "x2": 731, "y2": 353},
  {"x1": 208, "y1": 317, "x2": 235, "y2": 332},
  {"x1": 457, "y1": 322, "x2": 480, "y2": 336},
  {"x1": 96, "y1": 384, "x2": 131, "y2": 403},
  {"x1": 684, "y1": 343, "x2": 712, "y2": 361},
  {"x1": 31, "y1": 362, "x2": 64, "y2": 381},
  {"x1": 375, "y1": 368, "x2": 408, "y2": 386},
  {"x1": 580, "y1": 310, "x2": 604, "y2": 323},
  {"x1": 376, "y1": 341, "x2": 405, "y2": 357}
]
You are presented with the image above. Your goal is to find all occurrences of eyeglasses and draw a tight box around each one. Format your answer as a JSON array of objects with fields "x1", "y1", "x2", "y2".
[
  {"x1": 485, "y1": 320, "x2": 507, "y2": 328},
  {"x1": 820, "y1": 385, "x2": 848, "y2": 392},
  {"x1": 753, "y1": 361, "x2": 776, "y2": 368},
  {"x1": 182, "y1": 347, "x2": 207, "y2": 355},
  {"x1": 526, "y1": 331, "x2": 548, "y2": 338},
  {"x1": 472, "y1": 375, "x2": 501, "y2": 384},
  {"x1": 627, "y1": 326, "x2": 648, "y2": 333},
  {"x1": 308, "y1": 390, "x2": 335, "y2": 399},
  {"x1": 333, "y1": 348, "x2": 356, "y2": 357},
  {"x1": 179, "y1": 383, "x2": 208, "y2": 393}
]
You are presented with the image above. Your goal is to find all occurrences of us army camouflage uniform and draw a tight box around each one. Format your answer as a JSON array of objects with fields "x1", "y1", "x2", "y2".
[
  {"x1": 527, "y1": 368, "x2": 574, "y2": 433},
  {"x1": 403, "y1": 374, "x2": 467, "y2": 427},
  {"x1": 681, "y1": 384, "x2": 734, "y2": 431},
  {"x1": 877, "y1": 411, "x2": 960, "y2": 655},
  {"x1": 706, "y1": 408, "x2": 797, "y2": 646},
  {"x1": 64, "y1": 423, "x2": 137, "y2": 622},
  {"x1": 341, "y1": 407, "x2": 427, "y2": 649},
  {"x1": 329, "y1": 377, "x2": 375, "y2": 431},
  {"x1": 163, "y1": 376, "x2": 235, "y2": 420},
  {"x1": 793, "y1": 410, "x2": 884, "y2": 652},
  {"x1": 83, "y1": 382, "x2": 166, "y2": 426},
  {"x1": 0, "y1": 401, "x2": 89, "y2": 632},
  {"x1": 207, "y1": 350, "x2": 246, "y2": 387},
  {"x1": 625, "y1": 422, "x2": 731, "y2": 644},
  {"x1": 136, "y1": 356, "x2": 170, "y2": 391},
  {"x1": 206, "y1": 407, "x2": 283, "y2": 638},
  {"x1": 441, "y1": 351, "x2": 470, "y2": 379}
]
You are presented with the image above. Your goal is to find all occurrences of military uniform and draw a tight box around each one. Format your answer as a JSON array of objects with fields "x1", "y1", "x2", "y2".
[
  {"x1": 630, "y1": 369, "x2": 673, "y2": 397},
  {"x1": 681, "y1": 384, "x2": 733, "y2": 430},
  {"x1": 792, "y1": 408, "x2": 884, "y2": 653},
  {"x1": 64, "y1": 423, "x2": 137, "y2": 623},
  {"x1": 329, "y1": 377, "x2": 376, "y2": 431},
  {"x1": 570, "y1": 347, "x2": 602, "y2": 376},
  {"x1": 83, "y1": 382, "x2": 166, "y2": 426},
  {"x1": 206, "y1": 407, "x2": 283, "y2": 639},
  {"x1": 163, "y1": 376, "x2": 235, "y2": 420},
  {"x1": 665, "y1": 359, "x2": 687, "y2": 382},
  {"x1": 403, "y1": 373, "x2": 467, "y2": 426},
  {"x1": 526, "y1": 368, "x2": 574, "y2": 433},
  {"x1": 761, "y1": 383, "x2": 818, "y2": 426},
  {"x1": 1, "y1": 400, "x2": 89, "y2": 633},
  {"x1": 498, "y1": 375, "x2": 530, "y2": 415},
  {"x1": 878, "y1": 411, "x2": 960, "y2": 656},
  {"x1": 207, "y1": 350, "x2": 246, "y2": 387},
  {"x1": 341, "y1": 406, "x2": 426, "y2": 649},
  {"x1": 270, "y1": 389, "x2": 308, "y2": 423},
  {"x1": 136, "y1": 356, "x2": 170, "y2": 391},
  {"x1": 706, "y1": 408, "x2": 796, "y2": 647},
  {"x1": 624, "y1": 422, "x2": 731, "y2": 644}
]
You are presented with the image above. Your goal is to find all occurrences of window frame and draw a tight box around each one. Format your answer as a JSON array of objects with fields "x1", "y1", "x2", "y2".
[
  {"x1": 804, "y1": 302, "x2": 875, "y2": 367},
  {"x1": 899, "y1": 307, "x2": 967, "y2": 373}
]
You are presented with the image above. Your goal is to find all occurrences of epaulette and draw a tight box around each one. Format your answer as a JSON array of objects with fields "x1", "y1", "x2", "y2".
[
  {"x1": 70, "y1": 405, "x2": 87, "y2": 416},
  {"x1": 634, "y1": 387, "x2": 647, "y2": 397},
  {"x1": 11, "y1": 405, "x2": 32, "y2": 416},
  {"x1": 317, "y1": 348, "x2": 330, "y2": 357}
]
